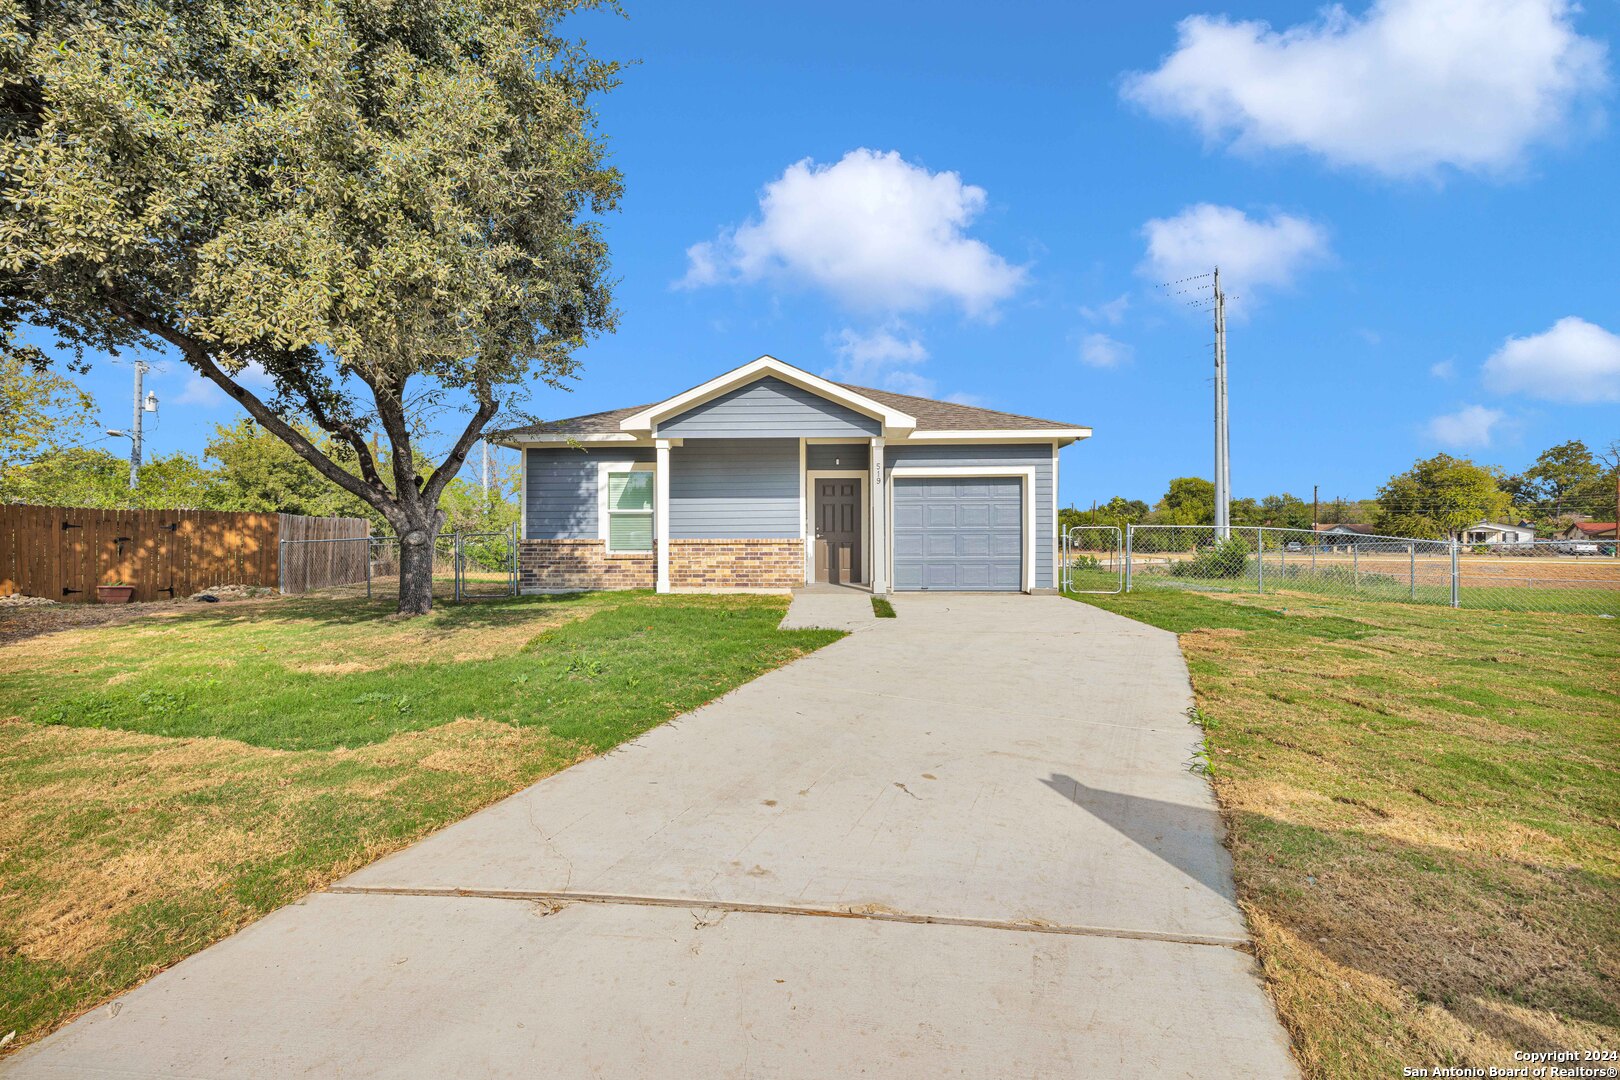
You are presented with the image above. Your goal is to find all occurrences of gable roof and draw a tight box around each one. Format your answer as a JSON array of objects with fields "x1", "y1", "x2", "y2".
[
  {"x1": 836, "y1": 383, "x2": 1077, "y2": 432},
  {"x1": 493, "y1": 356, "x2": 1088, "y2": 441},
  {"x1": 1569, "y1": 522, "x2": 1617, "y2": 536}
]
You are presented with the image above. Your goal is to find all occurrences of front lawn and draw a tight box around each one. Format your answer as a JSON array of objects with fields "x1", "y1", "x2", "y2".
[
  {"x1": 1068, "y1": 588, "x2": 1620, "y2": 1077},
  {"x1": 0, "y1": 591, "x2": 840, "y2": 1051}
]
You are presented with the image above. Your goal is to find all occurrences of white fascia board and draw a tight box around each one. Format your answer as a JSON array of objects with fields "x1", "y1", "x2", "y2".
[
  {"x1": 618, "y1": 355, "x2": 917, "y2": 433},
  {"x1": 899, "y1": 428, "x2": 1092, "y2": 444},
  {"x1": 494, "y1": 433, "x2": 646, "y2": 446}
]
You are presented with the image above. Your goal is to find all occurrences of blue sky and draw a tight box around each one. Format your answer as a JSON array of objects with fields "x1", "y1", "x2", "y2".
[{"x1": 64, "y1": 0, "x2": 1620, "y2": 510}]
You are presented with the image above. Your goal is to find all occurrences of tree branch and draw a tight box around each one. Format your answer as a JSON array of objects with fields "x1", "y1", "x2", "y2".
[
  {"x1": 423, "y1": 391, "x2": 499, "y2": 506},
  {"x1": 101, "y1": 293, "x2": 397, "y2": 519}
]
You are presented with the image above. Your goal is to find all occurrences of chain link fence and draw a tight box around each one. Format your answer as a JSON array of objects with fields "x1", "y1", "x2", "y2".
[
  {"x1": 1071, "y1": 525, "x2": 1619, "y2": 618},
  {"x1": 1060, "y1": 526, "x2": 1123, "y2": 593},
  {"x1": 279, "y1": 526, "x2": 517, "y2": 602}
]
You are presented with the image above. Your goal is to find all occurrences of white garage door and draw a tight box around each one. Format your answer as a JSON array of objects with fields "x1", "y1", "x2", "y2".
[{"x1": 891, "y1": 476, "x2": 1023, "y2": 591}]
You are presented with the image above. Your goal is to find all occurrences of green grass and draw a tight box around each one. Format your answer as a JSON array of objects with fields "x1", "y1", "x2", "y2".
[
  {"x1": 1065, "y1": 586, "x2": 1620, "y2": 1077},
  {"x1": 871, "y1": 596, "x2": 896, "y2": 618},
  {"x1": 0, "y1": 591, "x2": 839, "y2": 1051},
  {"x1": 1126, "y1": 567, "x2": 1620, "y2": 616}
]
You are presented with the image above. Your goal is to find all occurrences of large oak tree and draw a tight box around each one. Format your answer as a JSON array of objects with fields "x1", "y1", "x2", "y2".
[{"x1": 1, "y1": 0, "x2": 621, "y2": 612}]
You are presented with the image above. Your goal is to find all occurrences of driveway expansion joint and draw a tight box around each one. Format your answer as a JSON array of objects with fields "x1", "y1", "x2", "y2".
[{"x1": 322, "y1": 884, "x2": 1252, "y2": 951}]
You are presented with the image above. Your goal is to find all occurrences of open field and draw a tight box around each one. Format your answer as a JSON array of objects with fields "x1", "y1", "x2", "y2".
[
  {"x1": 1074, "y1": 549, "x2": 1620, "y2": 616},
  {"x1": 0, "y1": 591, "x2": 840, "y2": 1051},
  {"x1": 1065, "y1": 586, "x2": 1620, "y2": 1077}
]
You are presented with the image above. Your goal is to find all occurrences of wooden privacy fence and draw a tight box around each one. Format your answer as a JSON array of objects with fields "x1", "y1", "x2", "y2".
[
  {"x1": 0, "y1": 505, "x2": 369, "y2": 603},
  {"x1": 277, "y1": 514, "x2": 375, "y2": 594}
]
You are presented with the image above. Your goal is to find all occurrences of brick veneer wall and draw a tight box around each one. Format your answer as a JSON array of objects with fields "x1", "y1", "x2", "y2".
[
  {"x1": 519, "y1": 539, "x2": 653, "y2": 592},
  {"x1": 669, "y1": 538, "x2": 804, "y2": 591}
]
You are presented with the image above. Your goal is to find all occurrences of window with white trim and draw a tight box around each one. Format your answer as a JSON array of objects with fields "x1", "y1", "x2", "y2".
[{"x1": 606, "y1": 469, "x2": 655, "y2": 553}]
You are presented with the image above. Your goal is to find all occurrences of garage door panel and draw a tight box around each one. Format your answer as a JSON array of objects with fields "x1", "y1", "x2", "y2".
[
  {"x1": 893, "y1": 504, "x2": 925, "y2": 530},
  {"x1": 892, "y1": 476, "x2": 1022, "y2": 592}
]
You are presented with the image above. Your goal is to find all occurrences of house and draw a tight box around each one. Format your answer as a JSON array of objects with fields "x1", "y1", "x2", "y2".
[
  {"x1": 1558, "y1": 521, "x2": 1617, "y2": 541},
  {"x1": 1459, "y1": 520, "x2": 1536, "y2": 546},
  {"x1": 491, "y1": 356, "x2": 1090, "y2": 595},
  {"x1": 1312, "y1": 523, "x2": 1382, "y2": 548}
]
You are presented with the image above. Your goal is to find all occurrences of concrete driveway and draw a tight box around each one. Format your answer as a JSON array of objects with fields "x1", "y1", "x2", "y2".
[{"x1": 5, "y1": 593, "x2": 1296, "y2": 1079}]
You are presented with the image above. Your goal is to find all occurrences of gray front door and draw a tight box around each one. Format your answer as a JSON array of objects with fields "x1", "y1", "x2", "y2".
[
  {"x1": 814, "y1": 478, "x2": 862, "y2": 584},
  {"x1": 892, "y1": 476, "x2": 1022, "y2": 591}
]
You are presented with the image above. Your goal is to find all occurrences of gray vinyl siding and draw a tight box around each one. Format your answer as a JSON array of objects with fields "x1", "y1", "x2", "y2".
[
  {"x1": 658, "y1": 377, "x2": 880, "y2": 439},
  {"x1": 805, "y1": 443, "x2": 870, "y2": 471},
  {"x1": 524, "y1": 446, "x2": 654, "y2": 539},
  {"x1": 669, "y1": 439, "x2": 799, "y2": 539},
  {"x1": 884, "y1": 443, "x2": 1057, "y2": 589}
]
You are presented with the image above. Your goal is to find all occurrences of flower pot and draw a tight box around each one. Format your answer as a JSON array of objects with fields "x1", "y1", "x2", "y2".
[{"x1": 96, "y1": 585, "x2": 135, "y2": 604}]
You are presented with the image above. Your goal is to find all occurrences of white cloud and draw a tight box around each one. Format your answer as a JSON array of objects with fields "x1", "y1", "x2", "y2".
[
  {"x1": 1427, "y1": 404, "x2": 1508, "y2": 448},
  {"x1": 1080, "y1": 294, "x2": 1131, "y2": 325},
  {"x1": 1483, "y1": 316, "x2": 1620, "y2": 403},
  {"x1": 1429, "y1": 359, "x2": 1456, "y2": 379},
  {"x1": 943, "y1": 391, "x2": 988, "y2": 407},
  {"x1": 1079, "y1": 332, "x2": 1133, "y2": 369},
  {"x1": 826, "y1": 325, "x2": 934, "y2": 395},
  {"x1": 1140, "y1": 204, "x2": 1329, "y2": 301},
  {"x1": 170, "y1": 363, "x2": 273, "y2": 408},
  {"x1": 678, "y1": 149, "x2": 1026, "y2": 317},
  {"x1": 1122, "y1": 0, "x2": 1608, "y2": 178},
  {"x1": 173, "y1": 373, "x2": 224, "y2": 407}
]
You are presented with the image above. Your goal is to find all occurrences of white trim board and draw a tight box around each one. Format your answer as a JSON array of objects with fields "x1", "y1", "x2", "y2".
[
  {"x1": 805, "y1": 470, "x2": 872, "y2": 586},
  {"x1": 885, "y1": 466, "x2": 1039, "y2": 593}
]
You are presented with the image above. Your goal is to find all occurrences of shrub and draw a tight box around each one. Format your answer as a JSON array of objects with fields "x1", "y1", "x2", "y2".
[{"x1": 1172, "y1": 537, "x2": 1252, "y2": 580}]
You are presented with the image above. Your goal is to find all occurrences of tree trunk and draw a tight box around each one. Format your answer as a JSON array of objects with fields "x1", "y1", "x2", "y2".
[{"x1": 397, "y1": 527, "x2": 437, "y2": 615}]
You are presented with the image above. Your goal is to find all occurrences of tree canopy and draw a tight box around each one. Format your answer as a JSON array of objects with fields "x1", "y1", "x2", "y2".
[
  {"x1": 1, "y1": 0, "x2": 621, "y2": 611},
  {"x1": 1374, "y1": 454, "x2": 1513, "y2": 539},
  {"x1": 0, "y1": 351, "x2": 95, "y2": 495}
]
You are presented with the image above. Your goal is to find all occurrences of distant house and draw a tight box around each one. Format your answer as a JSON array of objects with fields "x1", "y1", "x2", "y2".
[
  {"x1": 1558, "y1": 521, "x2": 1617, "y2": 541},
  {"x1": 1312, "y1": 523, "x2": 1381, "y2": 547},
  {"x1": 1459, "y1": 521, "x2": 1536, "y2": 546}
]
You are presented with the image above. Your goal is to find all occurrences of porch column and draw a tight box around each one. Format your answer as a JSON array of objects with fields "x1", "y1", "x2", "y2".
[
  {"x1": 869, "y1": 436, "x2": 887, "y2": 593},
  {"x1": 655, "y1": 439, "x2": 671, "y2": 593}
]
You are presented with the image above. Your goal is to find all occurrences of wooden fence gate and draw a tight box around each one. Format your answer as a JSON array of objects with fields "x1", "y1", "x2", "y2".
[{"x1": 0, "y1": 505, "x2": 368, "y2": 603}]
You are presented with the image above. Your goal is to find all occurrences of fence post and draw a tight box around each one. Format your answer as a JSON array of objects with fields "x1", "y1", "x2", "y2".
[
  {"x1": 278, "y1": 539, "x2": 286, "y2": 595},
  {"x1": 1256, "y1": 527, "x2": 1264, "y2": 594},
  {"x1": 1353, "y1": 545, "x2": 1359, "y2": 591},
  {"x1": 1124, "y1": 525, "x2": 1134, "y2": 592},
  {"x1": 365, "y1": 537, "x2": 372, "y2": 600},
  {"x1": 1409, "y1": 543, "x2": 1415, "y2": 601},
  {"x1": 1450, "y1": 537, "x2": 1460, "y2": 608}
]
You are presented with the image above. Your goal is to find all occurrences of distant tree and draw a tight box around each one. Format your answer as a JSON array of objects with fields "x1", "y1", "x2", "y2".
[
  {"x1": 1375, "y1": 454, "x2": 1511, "y2": 539},
  {"x1": 204, "y1": 420, "x2": 373, "y2": 520},
  {"x1": 5, "y1": 447, "x2": 209, "y2": 508},
  {"x1": 1520, "y1": 440, "x2": 1602, "y2": 524},
  {"x1": 1150, "y1": 477, "x2": 1215, "y2": 525},
  {"x1": 1257, "y1": 493, "x2": 1313, "y2": 529},
  {"x1": 0, "y1": 352, "x2": 95, "y2": 498},
  {"x1": 2, "y1": 0, "x2": 622, "y2": 614}
]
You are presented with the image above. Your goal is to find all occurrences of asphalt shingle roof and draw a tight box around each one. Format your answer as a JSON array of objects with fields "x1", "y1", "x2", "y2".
[{"x1": 494, "y1": 381, "x2": 1082, "y2": 438}]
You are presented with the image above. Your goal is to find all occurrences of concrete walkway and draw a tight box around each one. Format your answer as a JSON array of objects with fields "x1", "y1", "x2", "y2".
[{"x1": 5, "y1": 594, "x2": 1296, "y2": 1079}]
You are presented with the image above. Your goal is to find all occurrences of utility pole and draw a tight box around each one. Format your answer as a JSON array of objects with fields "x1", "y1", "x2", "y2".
[
  {"x1": 1313, "y1": 484, "x2": 1319, "y2": 532},
  {"x1": 106, "y1": 360, "x2": 157, "y2": 489},
  {"x1": 481, "y1": 439, "x2": 491, "y2": 508},
  {"x1": 1212, "y1": 267, "x2": 1231, "y2": 538}
]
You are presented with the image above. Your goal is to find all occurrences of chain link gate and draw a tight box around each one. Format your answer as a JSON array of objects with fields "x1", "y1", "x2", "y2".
[
  {"x1": 452, "y1": 523, "x2": 518, "y2": 601},
  {"x1": 1061, "y1": 525, "x2": 1124, "y2": 594}
]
